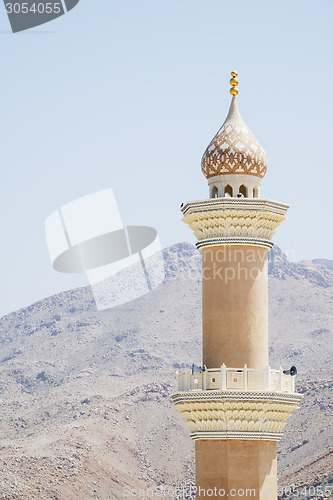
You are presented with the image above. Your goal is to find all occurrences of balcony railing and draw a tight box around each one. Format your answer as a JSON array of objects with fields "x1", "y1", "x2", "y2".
[{"x1": 176, "y1": 364, "x2": 295, "y2": 394}]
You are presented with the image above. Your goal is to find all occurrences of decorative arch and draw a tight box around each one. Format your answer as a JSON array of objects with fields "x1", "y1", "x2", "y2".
[
  {"x1": 224, "y1": 185, "x2": 233, "y2": 197},
  {"x1": 239, "y1": 185, "x2": 247, "y2": 198},
  {"x1": 211, "y1": 186, "x2": 218, "y2": 198}
]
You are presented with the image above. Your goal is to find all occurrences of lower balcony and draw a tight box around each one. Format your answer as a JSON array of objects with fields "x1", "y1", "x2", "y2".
[
  {"x1": 171, "y1": 365, "x2": 302, "y2": 441},
  {"x1": 176, "y1": 364, "x2": 296, "y2": 394}
]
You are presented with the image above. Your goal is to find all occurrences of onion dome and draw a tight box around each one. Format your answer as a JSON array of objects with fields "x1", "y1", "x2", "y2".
[{"x1": 201, "y1": 72, "x2": 268, "y2": 180}]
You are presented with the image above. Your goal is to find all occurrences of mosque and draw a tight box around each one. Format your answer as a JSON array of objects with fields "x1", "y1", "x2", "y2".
[{"x1": 171, "y1": 72, "x2": 302, "y2": 499}]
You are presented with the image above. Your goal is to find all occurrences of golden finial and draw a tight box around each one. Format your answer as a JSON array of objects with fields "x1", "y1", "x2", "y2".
[{"x1": 230, "y1": 71, "x2": 238, "y2": 96}]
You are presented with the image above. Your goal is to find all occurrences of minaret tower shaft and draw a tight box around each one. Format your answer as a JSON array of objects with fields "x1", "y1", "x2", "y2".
[{"x1": 171, "y1": 73, "x2": 302, "y2": 499}]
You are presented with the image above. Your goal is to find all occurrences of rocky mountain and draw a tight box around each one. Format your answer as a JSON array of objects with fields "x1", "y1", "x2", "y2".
[
  {"x1": 0, "y1": 243, "x2": 332, "y2": 499},
  {"x1": 312, "y1": 259, "x2": 333, "y2": 272}
]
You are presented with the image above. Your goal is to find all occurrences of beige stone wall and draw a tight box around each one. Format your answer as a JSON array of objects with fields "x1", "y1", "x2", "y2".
[
  {"x1": 202, "y1": 245, "x2": 268, "y2": 369},
  {"x1": 195, "y1": 440, "x2": 277, "y2": 499}
]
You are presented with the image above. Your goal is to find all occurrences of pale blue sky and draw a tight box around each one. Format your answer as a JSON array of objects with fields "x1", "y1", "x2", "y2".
[{"x1": 0, "y1": 0, "x2": 332, "y2": 317}]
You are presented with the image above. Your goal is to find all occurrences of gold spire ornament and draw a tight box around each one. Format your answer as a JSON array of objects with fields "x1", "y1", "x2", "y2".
[{"x1": 230, "y1": 71, "x2": 239, "y2": 96}]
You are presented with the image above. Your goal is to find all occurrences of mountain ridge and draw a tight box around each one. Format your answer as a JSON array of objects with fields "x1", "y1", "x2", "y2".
[{"x1": 0, "y1": 242, "x2": 332, "y2": 499}]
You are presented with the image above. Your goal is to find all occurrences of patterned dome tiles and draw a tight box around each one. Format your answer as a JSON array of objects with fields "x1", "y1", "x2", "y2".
[{"x1": 201, "y1": 97, "x2": 268, "y2": 179}]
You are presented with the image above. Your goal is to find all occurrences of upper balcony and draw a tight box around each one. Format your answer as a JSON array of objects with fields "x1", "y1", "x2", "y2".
[
  {"x1": 176, "y1": 364, "x2": 296, "y2": 394},
  {"x1": 180, "y1": 198, "x2": 289, "y2": 251}
]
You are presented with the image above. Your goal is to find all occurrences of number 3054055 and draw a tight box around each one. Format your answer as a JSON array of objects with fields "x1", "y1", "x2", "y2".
[{"x1": 5, "y1": 3, "x2": 62, "y2": 14}]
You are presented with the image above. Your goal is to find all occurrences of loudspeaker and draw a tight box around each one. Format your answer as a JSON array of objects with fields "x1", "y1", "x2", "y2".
[
  {"x1": 192, "y1": 364, "x2": 205, "y2": 375},
  {"x1": 283, "y1": 366, "x2": 297, "y2": 377}
]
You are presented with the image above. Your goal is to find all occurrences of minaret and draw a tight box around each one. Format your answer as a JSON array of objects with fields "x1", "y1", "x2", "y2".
[{"x1": 171, "y1": 73, "x2": 302, "y2": 499}]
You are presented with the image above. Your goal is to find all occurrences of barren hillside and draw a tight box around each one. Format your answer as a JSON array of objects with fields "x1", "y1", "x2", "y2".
[{"x1": 0, "y1": 243, "x2": 332, "y2": 499}]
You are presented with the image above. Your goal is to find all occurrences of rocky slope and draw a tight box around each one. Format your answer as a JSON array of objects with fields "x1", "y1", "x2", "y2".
[{"x1": 0, "y1": 243, "x2": 332, "y2": 499}]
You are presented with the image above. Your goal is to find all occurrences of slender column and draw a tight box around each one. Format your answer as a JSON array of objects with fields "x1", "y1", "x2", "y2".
[
  {"x1": 195, "y1": 440, "x2": 277, "y2": 499},
  {"x1": 202, "y1": 245, "x2": 268, "y2": 369}
]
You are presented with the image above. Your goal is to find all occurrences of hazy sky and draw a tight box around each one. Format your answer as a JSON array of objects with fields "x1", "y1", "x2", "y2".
[{"x1": 0, "y1": 0, "x2": 332, "y2": 317}]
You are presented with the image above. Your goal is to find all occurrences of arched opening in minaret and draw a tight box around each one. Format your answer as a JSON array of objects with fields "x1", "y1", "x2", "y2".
[
  {"x1": 224, "y1": 185, "x2": 233, "y2": 197},
  {"x1": 239, "y1": 185, "x2": 247, "y2": 198},
  {"x1": 253, "y1": 187, "x2": 259, "y2": 198},
  {"x1": 211, "y1": 186, "x2": 218, "y2": 198}
]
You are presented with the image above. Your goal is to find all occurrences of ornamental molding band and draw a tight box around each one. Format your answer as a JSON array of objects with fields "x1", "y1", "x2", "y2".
[
  {"x1": 171, "y1": 391, "x2": 302, "y2": 442},
  {"x1": 201, "y1": 97, "x2": 268, "y2": 180},
  {"x1": 190, "y1": 431, "x2": 283, "y2": 441},
  {"x1": 196, "y1": 237, "x2": 274, "y2": 251},
  {"x1": 181, "y1": 198, "x2": 290, "y2": 216},
  {"x1": 171, "y1": 390, "x2": 302, "y2": 405}
]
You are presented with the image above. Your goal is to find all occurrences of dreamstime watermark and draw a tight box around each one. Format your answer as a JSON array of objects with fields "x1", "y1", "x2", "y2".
[
  {"x1": 45, "y1": 188, "x2": 165, "y2": 310},
  {"x1": 3, "y1": 0, "x2": 80, "y2": 33}
]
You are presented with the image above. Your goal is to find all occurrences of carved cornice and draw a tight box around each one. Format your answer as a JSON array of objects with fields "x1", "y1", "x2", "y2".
[
  {"x1": 180, "y1": 199, "x2": 288, "y2": 249},
  {"x1": 171, "y1": 390, "x2": 302, "y2": 441}
]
